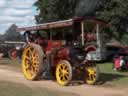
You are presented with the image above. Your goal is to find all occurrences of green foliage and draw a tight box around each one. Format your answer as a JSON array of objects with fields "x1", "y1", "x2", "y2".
[
  {"x1": 97, "y1": 0, "x2": 128, "y2": 42},
  {"x1": 0, "y1": 24, "x2": 23, "y2": 42},
  {"x1": 34, "y1": 0, "x2": 128, "y2": 44},
  {"x1": 120, "y1": 34, "x2": 128, "y2": 45},
  {"x1": 34, "y1": 0, "x2": 101, "y2": 23},
  {"x1": 98, "y1": 63, "x2": 128, "y2": 86},
  {"x1": 4, "y1": 24, "x2": 23, "y2": 41},
  {"x1": 34, "y1": 0, "x2": 77, "y2": 23}
]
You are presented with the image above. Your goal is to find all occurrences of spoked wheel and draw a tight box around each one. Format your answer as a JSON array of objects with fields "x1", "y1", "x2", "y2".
[
  {"x1": 56, "y1": 60, "x2": 72, "y2": 86},
  {"x1": 84, "y1": 62, "x2": 99, "y2": 85},
  {"x1": 8, "y1": 48, "x2": 18, "y2": 60},
  {"x1": 22, "y1": 43, "x2": 44, "y2": 80}
]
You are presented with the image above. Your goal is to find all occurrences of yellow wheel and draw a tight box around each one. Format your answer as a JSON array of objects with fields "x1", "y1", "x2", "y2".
[
  {"x1": 84, "y1": 62, "x2": 99, "y2": 85},
  {"x1": 56, "y1": 60, "x2": 72, "y2": 86},
  {"x1": 22, "y1": 43, "x2": 44, "y2": 80}
]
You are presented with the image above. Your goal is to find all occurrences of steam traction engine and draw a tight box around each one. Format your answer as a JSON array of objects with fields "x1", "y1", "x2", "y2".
[{"x1": 17, "y1": 17, "x2": 109, "y2": 86}]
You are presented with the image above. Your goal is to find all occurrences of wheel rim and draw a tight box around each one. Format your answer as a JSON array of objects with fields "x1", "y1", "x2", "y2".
[
  {"x1": 85, "y1": 66, "x2": 97, "y2": 84},
  {"x1": 9, "y1": 49, "x2": 18, "y2": 59},
  {"x1": 22, "y1": 46, "x2": 40, "y2": 80},
  {"x1": 56, "y1": 62, "x2": 71, "y2": 86}
]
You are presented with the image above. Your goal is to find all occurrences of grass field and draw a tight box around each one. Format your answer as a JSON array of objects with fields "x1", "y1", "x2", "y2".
[
  {"x1": 0, "y1": 58, "x2": 20, "y2": 67},
  {"x1": 98, "y1": 62, "x2": 128, "y2": 87}
]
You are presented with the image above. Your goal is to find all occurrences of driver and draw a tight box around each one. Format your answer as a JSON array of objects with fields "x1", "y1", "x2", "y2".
[{"x1": 86, "y1": 32, "x2": 96, "y2": 42}]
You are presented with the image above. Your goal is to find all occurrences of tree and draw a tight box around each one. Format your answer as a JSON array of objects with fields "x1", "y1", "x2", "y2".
[
  {"x1": 35, "y1": 0, "x2": 75, "y2": 23},
  {"x1": 96, "y1": 0, "x2": 128, "y2": 42},
  {"x1": 34, "y1": 0, "x2": 102, "y2": 23},
  {"x1": 34, "y1": 0, "x2": 103, "y2": 38},
  {"x1": 4, "y1": 24, "x2": 22, "y2": 41},
  {"x1": 34, "y1": 0, "x2": 128, "y2": 44}
]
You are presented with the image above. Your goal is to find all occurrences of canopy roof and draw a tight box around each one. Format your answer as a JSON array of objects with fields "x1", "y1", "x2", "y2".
[{"x1": 17, "y1": 17, "x2": 110, "y2": 32}]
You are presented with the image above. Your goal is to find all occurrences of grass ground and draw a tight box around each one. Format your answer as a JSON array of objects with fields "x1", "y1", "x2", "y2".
[
  {"x1": 98, "y1": 62, "x2": 128, "y2": 87},
  {"x1": 0, "y1": 58, "x2": 20, "y2": 67}
]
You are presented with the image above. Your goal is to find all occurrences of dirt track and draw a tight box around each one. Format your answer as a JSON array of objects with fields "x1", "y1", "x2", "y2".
[{"x1": 0, "y1": 65, "x2": 127, "y2": 96}]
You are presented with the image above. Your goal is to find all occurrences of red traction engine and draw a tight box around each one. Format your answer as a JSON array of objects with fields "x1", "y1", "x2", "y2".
[{"x1": 17, "y1": 17, "x2": 109, "y2": 86}]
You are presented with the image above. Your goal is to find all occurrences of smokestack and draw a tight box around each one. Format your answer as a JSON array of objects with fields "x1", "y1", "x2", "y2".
[{"x1": 75, "y1": 0, "x2": 102, "y2": 17}]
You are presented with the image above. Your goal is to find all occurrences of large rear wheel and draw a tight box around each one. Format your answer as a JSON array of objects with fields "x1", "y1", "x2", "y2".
[
  {"x1": 56, "y1": 60, "x2": 72, "y2": 86},
  {"x1": 84, "y1": 62, "x2": 99, "y2": 85},
  {"x1": 22, "y1": 43, "x2": 44, "y2": 80}
]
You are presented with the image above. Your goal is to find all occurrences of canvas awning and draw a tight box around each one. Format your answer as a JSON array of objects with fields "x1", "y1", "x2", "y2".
[{"x1": 16, "y1": 17, "x2": 110, "y2": 32}]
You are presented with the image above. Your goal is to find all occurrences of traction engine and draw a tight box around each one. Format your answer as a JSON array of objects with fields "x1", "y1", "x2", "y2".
[{"x1": 17, "y1": 17, "x2": 109, "y2": 86}]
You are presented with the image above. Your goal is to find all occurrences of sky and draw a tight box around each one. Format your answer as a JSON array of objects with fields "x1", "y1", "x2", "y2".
[{"x1": 0, "y1": 0, "x2": 38, "y2": 34}]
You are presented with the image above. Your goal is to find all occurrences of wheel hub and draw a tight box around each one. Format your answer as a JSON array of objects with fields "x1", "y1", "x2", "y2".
[{"x1": 62, "y1": 69, "x2": 68, "y2": 75}]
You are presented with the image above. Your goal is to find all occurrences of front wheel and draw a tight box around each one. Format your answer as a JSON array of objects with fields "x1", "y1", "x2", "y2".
[
  {"x1": 56, "y1": 60, "x2": 72, "y2": 86},
  {"x1": 84, "y1": 62, "x2": 99, "y2": 85}
]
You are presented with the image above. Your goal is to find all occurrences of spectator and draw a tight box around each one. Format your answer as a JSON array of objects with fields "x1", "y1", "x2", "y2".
[{"x1": 114, "y1": 56, "x2": 125, "y2": 71}]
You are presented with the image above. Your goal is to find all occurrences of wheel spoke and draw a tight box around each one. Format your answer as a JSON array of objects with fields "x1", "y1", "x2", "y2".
[
  {"x1": 66, "y1": 69, "x2": 69, "y2": 73},
  {"x1": 91, "y1": 75, "x2": 94, "y2": 80},
  {"x1": 62, "y1": 76, "x2": 66, "y2": 81},
  {"x1": 33, "y1": 65, "x2": 39, "y2": 71},
  {"x1": 25, "y1": 64, "x2": 30, "y2": 70},
  {"x1": 60, "y1": 76, "x2": 63, "y2": 81},
  {"x1": 62, "y1": 64, "x2": 66, "y2": 69},
  {"x1": 33, "y1": 49, "x2": 37, "y2": 56},
  {"x1": 25, "y1": 56, "x2": 31, "y2": 60},
  {"x1": 32, "y1": 63, "x2": 36, "y2": 69},
  {"x1": 28, "y1": 48, "x2": 32, "y2": 55},
  {"x1": 60, "y1": 65, "x2": 63, "y2": 69},
  {"x1": 25, "y1": 60, "x2": 30, "y2": 68},
  {"x1": 64, "y1": 65, "x2": 67, "y2": 70},
  {"x1": 92, "y1": 75, "x2": 96, "y2": 80},
  {"x1": 33, "y1": 60, "x2": 39, "y2": 64},
  {"x1": 88, "y1": 74, "x2": 91, "y2": 80},
  {"x1": 64, "y1": 74, "x2": 68, "y2": 80},
  {"x1": 59, "y1": 69, "x2": 61, "y2": 73},
  {"x1": 33, "y1": 65, "x2": 38, "y2": 72},
  {"x1": 33, "y1": 66, "x2": 38, "y2": 73}
]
